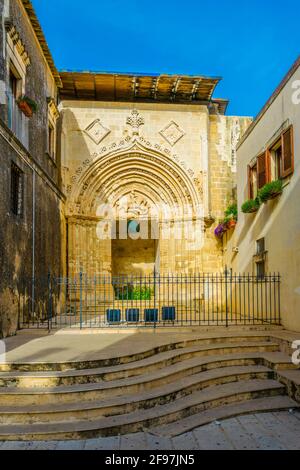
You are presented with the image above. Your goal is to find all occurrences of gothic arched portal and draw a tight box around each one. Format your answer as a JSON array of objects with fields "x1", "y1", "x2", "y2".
[{"x1": 66, "y1": 139, "x2": 205, "y2": 276}]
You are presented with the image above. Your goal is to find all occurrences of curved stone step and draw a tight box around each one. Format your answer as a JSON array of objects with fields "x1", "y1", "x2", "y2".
[
  {"x1": 0, "y1": 341, "x2": 280, "y2": 388},
  {"x1": 149, "y1": 395, "x2": 300, "y2": 437},
  {"x1": 0, "y1": 334, "x2": 276, "y2": 372},
  {"x1": 0, "y1": 380, "x2": 286, "y2": 440},
  {"x1": 276, "y1": 369, "x2": 300, "y2": 402},
  {"x1": 0, "y1": 366, "x2": 276, "y2": 419}
]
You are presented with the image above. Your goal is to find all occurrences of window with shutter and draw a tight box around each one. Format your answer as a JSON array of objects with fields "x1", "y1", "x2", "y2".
[
  {"x1": 257, "y1": 153, "x2": 269, "y2": 189},
  {"x1": 269, "y1": 138, "x2": 282, "y2": 181},
  {"x1": 282, "y1": 126, "x2": 294, "y2": 177},
  {"x1": 11, "y1": 162, "x2": 23, "y2": 217},
  {"x1": 248, "y1": 163, "x2": 257, "y2": 199}
]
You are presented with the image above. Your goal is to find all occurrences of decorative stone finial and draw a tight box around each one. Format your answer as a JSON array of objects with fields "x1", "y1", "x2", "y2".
[{"x1": 126, "y1": 109, "x2": 145, "y2": 135}]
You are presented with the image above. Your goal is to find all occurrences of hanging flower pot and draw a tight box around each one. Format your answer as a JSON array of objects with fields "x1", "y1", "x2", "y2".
[
  {"x1": 226, "y1": 218, "x2": 237, "y2": 229},
  {"x1": 224, "y1": 204, "x2": 238, "y2": 229},
  {"x1": 17, "y1": 95, "x2": 38, "y2": 118},
  {"x1": 214, "y1": 223, "x2": 227, "y2": 239}
]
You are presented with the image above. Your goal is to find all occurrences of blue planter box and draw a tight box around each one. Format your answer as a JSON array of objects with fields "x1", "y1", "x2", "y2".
[
  {"x1": 162, "y1": 306, "x2": 176, "y2": 321},
  {"x1": 106, "y1": 309, "x2": 121, "y2": 323},
  {"x1": 126, "y1": 309, "x2": 140, "y2": 322},
  {"x1": 144, "y1": 308, "x2": 158, "y2": 323}
]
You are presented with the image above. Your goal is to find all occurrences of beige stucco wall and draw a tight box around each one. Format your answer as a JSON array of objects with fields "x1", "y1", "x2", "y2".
[
  {"x1": 224, "y1": 64, "x2": 300, "y2": 332},
  {"x1": 60, "y1": 100, "x2": 251, "y2": 276}
]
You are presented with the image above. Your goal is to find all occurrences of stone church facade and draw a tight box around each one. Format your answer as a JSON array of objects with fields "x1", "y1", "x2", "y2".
[
  {"x1": 0, "y1": 0, "x2": 252, "y2": 337},
  {"x1": 60, "y1": 77, "x2": 251, "y2": 278}
]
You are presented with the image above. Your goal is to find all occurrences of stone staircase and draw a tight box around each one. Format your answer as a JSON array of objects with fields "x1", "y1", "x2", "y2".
[{"x1": 0, "y1": 333, "x2": 299, "y2": 441}]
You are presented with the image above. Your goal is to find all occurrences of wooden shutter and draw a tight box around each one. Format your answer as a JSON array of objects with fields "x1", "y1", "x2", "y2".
[
  {"x1": 257, "y1": 152, "x2": 268, "y2": 189},
  {"x1": 282, "y1": 126, "x2": 294, "y2": 177}
]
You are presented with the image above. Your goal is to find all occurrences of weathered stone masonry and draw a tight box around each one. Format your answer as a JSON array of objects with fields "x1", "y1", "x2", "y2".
[
  {"x1": 0, "y1": 0, "x2": 63, "y2": 338},
  {"x1": 0, "y1": 0, "x2": 253, "y2": 337}
]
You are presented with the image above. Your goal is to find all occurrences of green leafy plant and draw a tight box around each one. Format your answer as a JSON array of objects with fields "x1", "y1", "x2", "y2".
[
  {"x1": 224, "y1": 203, "x2": 238, "y2": 229},
  {"x1": 132, "y1": 286, "x2": 152, "y2": 300},
  {"x1": 214, "y1": 203, "x2": 238, "y2": 237},
  {"x1": 114, "y1": 284, "x2": 152, "y2": 300},
  {"x1": 241, "y1": 198, "x2": 261, "y2": 214},
  {"x1": 17, "y1": 95, "x2": 38, "y2": 113},
  {"x1": 258, "y1": 179, "x2": 283, "y2": 203},
  {"x1": 224, "y1": 203, "x2": 238, "y2": 222}
]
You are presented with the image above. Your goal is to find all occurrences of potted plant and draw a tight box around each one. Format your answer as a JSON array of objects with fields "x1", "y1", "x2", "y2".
[
  {"x1": 224, "y1": 216, "x2": 237, "y2": 229},
  {"x1": 214, "y1": 222, "x2": 227, "y2": 239},
  {"x1": 224, "y1": 203, "x2": 238, "y2": 229},
  {"x1": 241, "y1": 198, "x2": 261, "y2": 214},
  {"x1": 258, "y1": 179, "x2": 283, "y2": 203},
  {"x1": 17, "y1": 95, "x2": 38, "y2": 118}
]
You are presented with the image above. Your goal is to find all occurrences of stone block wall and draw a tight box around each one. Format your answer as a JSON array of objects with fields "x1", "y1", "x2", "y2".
[{"x1": 0, "y1": 0, "x2": 63, "y2": 338}]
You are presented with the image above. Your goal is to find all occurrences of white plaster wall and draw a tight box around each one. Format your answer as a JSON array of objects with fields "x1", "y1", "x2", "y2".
[{"x1": 229, "y1": 64, "x2": 300, "y2": 332}]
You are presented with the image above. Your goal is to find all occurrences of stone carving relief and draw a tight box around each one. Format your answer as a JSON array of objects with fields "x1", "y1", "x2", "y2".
[
  {"x1": 160, "y1": 121, "x2": 185, "y2": 146},
  {"x1": 66, "y1": 136, "x2": 201, "y2": 202},
  {"x1": 126, "y1": 109, "x2": 145, "y2": 135},
  {"x1": 115, "y1": 191, "x2": 152, "y2": 219},
  {"x1": 84, "y1": 119, "x2": 111, "y2": 145}
]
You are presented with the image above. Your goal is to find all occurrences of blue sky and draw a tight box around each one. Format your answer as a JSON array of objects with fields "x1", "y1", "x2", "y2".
[{"x1": 32, "y1": 0, "x2": 300, "y2": 116}]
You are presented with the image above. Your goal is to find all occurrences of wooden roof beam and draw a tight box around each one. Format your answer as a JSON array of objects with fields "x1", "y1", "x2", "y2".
[
  {"x1": 132, "y1": 76, "x2": 139, "y2": 99},
  {"x1": 191, "y1": 79, "x2": 202, "y2": 100},
  {"x1": 151, "y1": 77, "x2": 160, "y2": 100},
  {"x1": 170, "y1": 77, "x2": 181, "y2": 101}
]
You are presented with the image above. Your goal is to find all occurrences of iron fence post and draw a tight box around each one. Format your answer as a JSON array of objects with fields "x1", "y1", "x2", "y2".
[
  {"x1": 225, "y1": 265, "x2": 229, "y2": 328},
  {"x1": 154, "y1": 270, "x2": 157, "y2": 329},
  {"x1": 278, "y1": 273, "x2": 281, "y2": 325},
  {"x1": 79, "y1": 272, "x2": 83, "y2": 330},
  {"x1": 47, "y1": 272, "x2": 52, "y2": 333}
]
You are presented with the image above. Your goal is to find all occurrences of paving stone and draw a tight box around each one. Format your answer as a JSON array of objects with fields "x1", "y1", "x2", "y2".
[
  {"x1": 219, "y1": 418, "x2": 259, "y2": 450},
  {"x1": 145, "y1": 433, "x2": 174, "y2": 450},
  {"x1": 255, "y1": 412, "x2": 300, "y2": 450},
  {"x1": 237, "y1": 415, "x2": 286, "y2": 450},
  {"x1": 120, "y1": 433, "x2": 147, "y2": 450},
  {"x1": 193, "y1": 422, "x2": 234, "y2": 450},
  {"x1": 29, "y1": 441, "x2": 59, "y2": 450},
  {"x1": 272, "y1": 410, "x2": 300, "y2": 432},
  {"x1": 84, "y1": 436, "x2": 120, "y2": 450},
  {"x1": 172, "y1": 432, "x2": 199, "y2": 450},
  {"x1": 56, "y1": 440, "x2": 85, "y2": 450},
  {"x1": 294, "y1": 410, "x2": 300, "y2": 421},
  {"x1": 0, "y1": 441, "x2": 37, "y2": 450}
]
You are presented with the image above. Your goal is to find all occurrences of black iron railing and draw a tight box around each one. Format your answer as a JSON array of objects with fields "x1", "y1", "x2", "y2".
[{"x1": 19, "y1": 272, "x2": 281, "y2": 329}]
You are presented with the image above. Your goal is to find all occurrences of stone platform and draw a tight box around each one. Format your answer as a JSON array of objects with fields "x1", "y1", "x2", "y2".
[{"x1": 1, "y1": 325, "x2": 298, "y2": 366}]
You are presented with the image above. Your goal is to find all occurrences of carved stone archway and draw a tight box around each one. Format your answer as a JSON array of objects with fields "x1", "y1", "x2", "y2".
[{"x1": 66, "y1": 138, "x2": 204, "y2": 276}]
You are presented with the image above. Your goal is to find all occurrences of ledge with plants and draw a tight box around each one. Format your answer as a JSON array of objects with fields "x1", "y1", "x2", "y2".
[
  {"x1": 17, "y1": 95, "x2": 38, "y2": 118},
  {"x1": 257, "y1": 179, "x2": 283, "y2": 203},
  {"x1": 241, "y1": 179, "x2": 283, "y2": 215},
  {"x1": 241, "y1": 197, "x2": 261, "y2": 214},
  {"x1": 214, "y1": 203, "x2": 238, "y2": 239}
]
